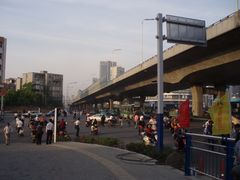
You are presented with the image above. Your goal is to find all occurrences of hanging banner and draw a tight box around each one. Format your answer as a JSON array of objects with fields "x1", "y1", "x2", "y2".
[
  {"x1": 209, "y1": 92, "x2": 231, "y2": 135},
  {"x1": 178, "y1": 99, "x2": 190, "y2": 128}
]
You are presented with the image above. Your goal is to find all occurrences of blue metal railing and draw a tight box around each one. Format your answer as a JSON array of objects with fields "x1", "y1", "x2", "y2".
[{"x1": 185, "y1": 133, "x2": 235, "y2": 180}]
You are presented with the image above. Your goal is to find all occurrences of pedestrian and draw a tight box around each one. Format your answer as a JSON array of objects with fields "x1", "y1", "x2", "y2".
[
  {"x1": 36, "y1": 124, "x2": 43, "y2": 145},
  {"x1": 73, "y1": 111, "x2": 76, "y2": 120},
  {"x1": 138, "y1": 115, "x2": 145, "y2": 135},
  {"x1": 203, "y1": 119, "x2": 213, "y2": 135},
  {"x1": 59, "y1": 119, "x2": 66, "y2": 132},
  {"x1": 133, "y1": 113, "x2": 139, "y2": 129},
  {"x1": 74, "y1": 118, "x2": 80, "y2": 137},
  {"x1": 149, "y1": 115, "x2": 157, "y2": 132},
  {"x1": 101, "y1": 115, "x2": 105, "y2": 127},
  {"x1": 16, "y1": 116, "x2": 23, "y2": 136},
  {"x1": 232, "y1": 132, "x2": 240, "y2": 180},
  {"x1": 127, "y1": 115, "x2": 131, "y2": 127},
  {"x1": 46, "y1": 119, "x2": 54, "y2": 144},
  {"x1": 119, "y1": 116, "x2": 123, "y2": 128},
  {"x1": 3, "y1": 123, "x2": 12, "y2": 145}
]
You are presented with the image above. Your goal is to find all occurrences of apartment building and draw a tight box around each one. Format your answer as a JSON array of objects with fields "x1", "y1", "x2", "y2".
[
  {"x1": 110, "y1": 66, "x2": 125, "y2": 80},
  {"x1": 17, "y1": 71, "x2": 63, "y2": 105},
  {"x1": 99, "y1": 61, "x2": 117, "y2": 83},
  {"x1": 0, "y1": 37, "x2": 7, "y2": 84}
]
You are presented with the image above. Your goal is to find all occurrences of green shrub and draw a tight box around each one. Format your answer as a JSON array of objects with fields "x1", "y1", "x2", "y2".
[
  {"x1": 75, "y1": 136, "x2": 120, "y2": 147},
  {"x1": 57, "y1": 134, "x2": 72, "y2": 141},
  {"x1": 126, "y1": 143, "x2": 173, "y2": 164}
]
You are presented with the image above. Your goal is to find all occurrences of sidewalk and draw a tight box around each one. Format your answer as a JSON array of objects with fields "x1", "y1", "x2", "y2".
[{"x1": 0, "y1": 141, "x2": 208, "y2": 180}]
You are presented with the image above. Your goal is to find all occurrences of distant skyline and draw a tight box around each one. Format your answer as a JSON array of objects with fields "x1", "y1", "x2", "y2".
[{"x1": 0, "y1": 0, "x2": 238, "y2": 97}]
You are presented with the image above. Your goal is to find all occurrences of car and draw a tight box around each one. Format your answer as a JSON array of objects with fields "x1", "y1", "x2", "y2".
[
  {"x1": 88, "y1": 112, "x2": 115, "y2": 123},
  {"x1": 88, "y1": 113, "x2": 102, "y2": 122},
  {"x1": 46, "y1": 110, "x2": 55, "y2": 117},
  {"x1": 22, "y1": 111, "x2": 42, "y2": 118},
  {"x1": 46, "y1": 109, "x2": 61, "y2": 117},
  {"x1": 30, "y1": 111, "x2": 42, "y2": 118}
]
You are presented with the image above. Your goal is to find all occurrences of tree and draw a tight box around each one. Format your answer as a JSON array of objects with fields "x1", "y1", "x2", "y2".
[{"x1": 5, "y1": 83, "x2": 44, "y2": 106}]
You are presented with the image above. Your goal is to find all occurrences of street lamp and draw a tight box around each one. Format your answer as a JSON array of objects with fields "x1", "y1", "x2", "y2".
[
  {"x1": 141, "y1": 18, "x2": 155, "y2": 63},
  {"x1": 112, "y1": 49, "x2": 122, "y2": 62}
]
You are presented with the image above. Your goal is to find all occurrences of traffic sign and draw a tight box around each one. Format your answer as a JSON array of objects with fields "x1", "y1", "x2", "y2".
[{"x1": 166, "y1": 15, "x2": 207, "y2": 46}]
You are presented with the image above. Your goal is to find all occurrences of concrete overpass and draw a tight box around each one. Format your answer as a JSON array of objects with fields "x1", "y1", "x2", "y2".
[{"x1": 72, "y1": 11, "x2": 240, "y2": 116}]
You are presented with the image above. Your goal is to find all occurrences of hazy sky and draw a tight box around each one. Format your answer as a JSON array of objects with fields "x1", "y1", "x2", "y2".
[{"x1": 0, "y1": 0, "x2": 237, "y2": 97}]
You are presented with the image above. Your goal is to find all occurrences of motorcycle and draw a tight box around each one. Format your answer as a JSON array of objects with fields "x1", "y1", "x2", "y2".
[
  {"x1": 163, "y1": 116, "x2": 171, "y2": 129},
  {"x1": 173, "y1": 128, "x2": 186, "y2": 150},
  {"x1": 141, "y1": 131, "x2": 157, "y2": 146},
  {"x1": 85, "y1": 119, "x2": 92, "y2": 127},
  {"x1": 91, "y1": 124, "x2": 98, "y2": 135}
]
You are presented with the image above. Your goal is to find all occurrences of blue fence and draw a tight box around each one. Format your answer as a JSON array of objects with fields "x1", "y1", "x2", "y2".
[{"x1": 185, "y1": 133, "x2": 235, "y2": 180}]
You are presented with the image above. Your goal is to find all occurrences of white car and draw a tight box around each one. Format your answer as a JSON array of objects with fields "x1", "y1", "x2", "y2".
[
  {"x1": 88, "y1": 113, "x2": 102, "y2": 122},
  {"x1": 88, "y1": 113, "x2": 114, "y2": 123}
]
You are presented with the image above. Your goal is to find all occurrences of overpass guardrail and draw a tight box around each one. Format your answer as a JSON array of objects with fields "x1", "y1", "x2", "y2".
[{"x1": 185, "y1": 133, "x2": 235, "y2": 180}]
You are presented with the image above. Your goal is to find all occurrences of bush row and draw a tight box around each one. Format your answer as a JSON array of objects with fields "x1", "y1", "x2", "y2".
[
  {"x1": 74, "y1": 136, "x2": 121, "y2": 147},
  {"x1": 126, "y1": 143, "x2": 174, "y2": 164}
]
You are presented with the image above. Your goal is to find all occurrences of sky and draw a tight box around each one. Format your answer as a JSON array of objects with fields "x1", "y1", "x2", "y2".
[{"x1": 0, "y1": 0, "x2": 238, "y2": 97}]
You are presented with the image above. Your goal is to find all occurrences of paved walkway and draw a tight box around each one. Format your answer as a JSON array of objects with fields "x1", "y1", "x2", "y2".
[{"x1": 0, "y1": 141, "x2": 206, "y2": 180}]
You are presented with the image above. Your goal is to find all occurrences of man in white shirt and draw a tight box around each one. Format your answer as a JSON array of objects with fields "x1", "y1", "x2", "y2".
[
  {"x1": 148, "y1": 116, "x2": 157, "y2": 132},
  {"x1": 74, "y1": 118, "x2": 80, "y2": 137},
  {"x1": 16, "y1": 118, "x2": 23, "y2": 135},
  {"x1": 3, "y1": 123, "x2": 12, "y2": 145},
  {"x1": 46, "y1": 119, "x2": 54, "y2": 144}
]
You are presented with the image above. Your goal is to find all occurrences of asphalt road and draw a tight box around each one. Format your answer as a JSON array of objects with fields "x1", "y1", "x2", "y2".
[{"x1": 0, "y1": 113, "x2": 204, "y2": 146}]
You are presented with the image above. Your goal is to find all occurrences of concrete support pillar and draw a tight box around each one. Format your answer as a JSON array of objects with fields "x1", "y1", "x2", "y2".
[
  {"x1": 191, "y1": 86, "x2": 203, "y2": 117},
  {"x1": 109, "y1": 99, "x2": 113, "y2": 110},
  {"x1": 140, "y1": 96, "x2": 146, "y2": 112}
]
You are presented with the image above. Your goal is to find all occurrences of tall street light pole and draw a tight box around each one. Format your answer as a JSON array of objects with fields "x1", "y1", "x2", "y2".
[
  {"x1": 141, "y1": 18, "x2": 155, "y2": 63},
  {"x1": 112, "y1": 49, "x2": 122, "y2": 62},
  {"x1": 156, "y1": 14, "x2": 164, "y2": 150}
]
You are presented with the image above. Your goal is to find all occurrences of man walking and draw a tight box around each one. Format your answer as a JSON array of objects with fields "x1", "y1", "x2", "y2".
[
  {"x1": 46, "y1": 119, "x2": 54, "y2": 144},
  {"x1": 74, "y1": 118, "x2": 80, "y2": 137},
  {"x1": 3, "y1": 123, "x2": 12, "y2": 145},
  {"x1": 36, "y1": 124, "x2": 43, "y2": 145}
]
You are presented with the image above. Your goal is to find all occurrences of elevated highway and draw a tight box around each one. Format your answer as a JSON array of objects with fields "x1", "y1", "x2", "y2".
[{"x1": 72, "y1": 11, "x2": 240, "y2": 115}]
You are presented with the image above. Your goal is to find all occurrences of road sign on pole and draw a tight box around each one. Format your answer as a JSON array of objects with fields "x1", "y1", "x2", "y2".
[
  {"x1": 155, "y1": 14, "x2": 206, "y2": 151},
  {"x1": 156, "y1": 13, "x2": 164, "y2": 151},
  {"x1": 166, "y1": 15, "x2": 206, "y2": 46}
]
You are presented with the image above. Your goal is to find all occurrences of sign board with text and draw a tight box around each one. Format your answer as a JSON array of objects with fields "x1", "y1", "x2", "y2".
[{"x1": 166, "y1": 15, "x2": 207, "y2": 46}]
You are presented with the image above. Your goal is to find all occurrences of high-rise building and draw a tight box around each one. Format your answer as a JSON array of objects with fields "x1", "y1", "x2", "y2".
[
  {"x1": 110, "y1": 66, "x2": 125, "y2": 80},
  {"x1": 0, "y1": 37, "x2": 7, "y2": 83},
  {"x1": 16, "y1": 77, "x2": 22, "y2": 91},
  {"x1": 4, "y1": 78, "x2": 16, "y2": 90},
  {"x1": 18, "y1": 71, "x2": 63, "y2": 105},
  {"x1": 99, "y1": 61, "x2": 117, "y2": 83}
]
